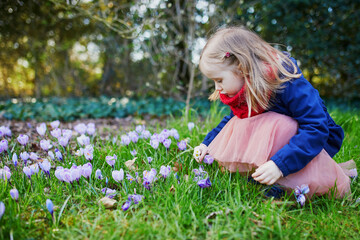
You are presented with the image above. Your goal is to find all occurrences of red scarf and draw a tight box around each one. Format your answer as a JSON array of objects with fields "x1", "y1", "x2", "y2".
[{"x1": 219, "y1": 86, "x2": 265, "y2": 119}]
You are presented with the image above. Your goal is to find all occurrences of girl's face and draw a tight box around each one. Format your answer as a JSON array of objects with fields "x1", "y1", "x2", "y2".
[{"x1": 202, "y1": 62, "x2": 245, "y2": 97}]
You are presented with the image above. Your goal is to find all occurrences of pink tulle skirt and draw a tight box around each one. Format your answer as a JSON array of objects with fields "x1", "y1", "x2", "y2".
[{"x1": 208, "y1": 111, "x2": 355, "y2": 198}]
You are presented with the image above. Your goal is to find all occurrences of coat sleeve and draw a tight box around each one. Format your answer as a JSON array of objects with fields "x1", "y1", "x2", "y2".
[
  {"x1": 202, "y1": 110, "x2": 234, "y2": 146},
  {"x1": 270, "y1": 76, "x2": 330, "y2": 177}
]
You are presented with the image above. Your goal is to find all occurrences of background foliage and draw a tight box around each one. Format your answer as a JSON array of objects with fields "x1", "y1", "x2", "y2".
[{"x1": 0, "y1": 0, "x2": 359, "y2": 101}]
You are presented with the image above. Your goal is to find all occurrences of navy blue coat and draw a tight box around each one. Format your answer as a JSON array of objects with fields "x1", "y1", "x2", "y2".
[{"x1": 202, "y1": 57, "x2": 344, "y2": 177}]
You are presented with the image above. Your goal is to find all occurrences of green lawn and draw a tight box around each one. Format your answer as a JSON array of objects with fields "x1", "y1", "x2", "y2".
[{"x1": 0, "y1": 104, "x2": 359, "y2": 239}]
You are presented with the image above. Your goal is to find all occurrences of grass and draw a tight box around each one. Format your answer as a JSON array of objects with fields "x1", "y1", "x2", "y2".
[{"x1": 0, "y1": 102, "x2": 359, "y2": 240}]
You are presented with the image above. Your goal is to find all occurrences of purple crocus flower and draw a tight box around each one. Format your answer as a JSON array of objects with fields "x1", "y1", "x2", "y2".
[
  {"x1": 40, "y1": 139, "x2": 53, "y2": 151},
  {"x1": 0, "y1": 167, "x2": 11, "y2": 181},
  {"x1": 177, "y1": 140, "x2": 187, "y2": 151},
  {"x1": 46, "y1": 199, "x2": 54, "y2": 218},
  {"x1": 197, "y1": 177, "x2": 212, "y2": 188},
  {"x1": 20, "y1": 151, "x2": 30, "y2": 165},
  {"x1": 112, "y1": 169, "x2": 124, "y2": 182},
  {"x1": 126, "y1": 173, "x2": 136, "y2": 183},
  {"x1": 48, "y1": 151, "x2": 55, "y2": 161},
  {"x1": 158, "y1": 134, "x2": 166, "y2": 143},
  {"x1": 60, "y1": 169, "x2": 73, "y2": 183},
  {"x1": 0, "y1": 202, "x2": 4, "y2": 219},
  {"x1": 55, "y1": 148, "x2": 63, "y2": 161},
  {"x1": 74, "y1": 123, "x2": 87, "y2": 135},
  {"x1": 349, "y1": 168, "x2": 358, "y2": 179},
  {"x1": 106, "y1": 154, "x2": 117, "y2": 168},
  {"x1": 143, "y1": 168, "x2": 157, "y2": 190},
  {"x1": 50, "y1": 128, "x2": 62, "y2": 138},
  {"x1": 70, "y1": 165, "x2": 82, "y2": 182},
  {"x1": 294, "y1": 184, "x2": 310, "y2": 207},
  {"x1": 95, "y1": 169, "x2": 103, "y2": 180},
  {"x1": 10, "y1": 189, "x2": 19, "y2": 201},
  {"x1": 121, "y1": 135, "x2": 131, "y2": 146},
  {"x1": 294, "y1": 184, "x2": 310, "y2": 196},
  {"x1": 159, "y1": 165, "x2": 171, "y2": 178},
  {"x1": 84, "y1": 145, "x2": 94, "y2": 161},
  {"x1": 17, "y1": 134, "x2": 29, "y2": 146},
  {"x1": 130, "y1": 149, "x2": 137, "y2": 157},
  {"x1": 39, "y1": 160, "x2": 51, "y2": 177},
  {"x1": 135, "y1": 125, "x2": 145, "y2": 134},
  {"x1": 0, "y1": 139, "x2": 8, "y2": 153},
  {"x1": 101, "y1": 188, "x2": 117, "y2": 198},
  {"x1": 150, "y1": 133, "x2": 159, "y2": 142},
  {"x1": 122, "y1": 201, "x2": 131, "y2": 211},
  {"x1": 29, "y1": 163, "x2": 39, "y2": 175},
  {"x1": 187, "y1": 122, "x2": 195, "y2": 132},
  {"x1": 140, "y1": 130, "x2": 151, "y2": 139},
  {"x1": 193, "y1": 166, "x2": 208, "y2": 182},
  {"x1": 150, "y1": 139, "x2": 159, "y2": 149},
  {"x1": 54, "y1": 166, "x2": 64, "y2": 181},
  {"x1": 163, "y1": 139, "x2": 171, "y2": 149},
  {"x1": 296, "y1": 194, "x2": 306, "y2": 207},
  {"x1": 36, "y1": 123, "x2": 47, "y2": 136},
  {"x1": 12, "y1": 153, "x2": 18, "y2": 167},
  {"x1": 147, "y1": 157, "x2": 153, "y2": 164},
  {"x1": 58, "y1": 136, "x2": 69, "y2": 147},
  {"x1": 29, "y1": 152, "x2": 39, "y2": 161},
  {"x1": 160, "y1": 129, "x2": 170, "y2": 139},
  {"x1": 203, "y1": 155, "x2": 214, "y2": 165},
  {"x1": 23, "y1": 166, "x2": 32, "y2": 179},
  {"x1": 129, "y1": 194, "x2": 144, "y2": 204},
  {"x1": 50, "y1": 120, "x2": 60, "y2": 129},
  {"x1": 128, "y1": 131, "x2": 139, "y2": 143},
  {"x1": 0, "y1": 126, "x2": 12, "y2": 138},
  {"x1": 77, "y1": 134, "x2": 90, "y2": 146},
  {"x1": 81, "y1": 163, "x2": 92, "y2": 179},
  {"x1": 86, "y1": 123, "x2": 96, "y2": 135},
  {"x1": 62, "y1": 129, "x2": 73, "y2": 140},
  {"x1": 170, "y1": 128, "x2": 179, "y2": 140}
]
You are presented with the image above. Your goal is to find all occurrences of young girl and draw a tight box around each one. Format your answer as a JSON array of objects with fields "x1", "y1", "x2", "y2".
[{"x1": 194, "y1": 26, "x2": 356, "y2": 198}]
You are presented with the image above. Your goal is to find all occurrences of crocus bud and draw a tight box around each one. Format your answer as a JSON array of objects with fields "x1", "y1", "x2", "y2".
[
  {"x1": 112, "y1": 169, "x2": 124, "y2": 182},
  {"x1": 36, "y1": 123, "x2": 47, "y2": 136},
  {"x1": 10, "y1": 189, "x2": 19, "y2": 201},
  {"x1": 187, "y1": 122, "x2": 195, "y2": 132},
  {"x1": 46, "y1": 199, "x2": 54, "y2": 216},
  {"x1": 0, "y1": 202, "x2": 4, "y2": 219},
  {"x1": 55, "y1": 148, "x2": 63, "y2": 161},
  {"x1": 12, "y1": 153, "x2": 18, "y2": 167},
  {"x1": 17, "y1": 134, "x2": 29, "y2": 146}
]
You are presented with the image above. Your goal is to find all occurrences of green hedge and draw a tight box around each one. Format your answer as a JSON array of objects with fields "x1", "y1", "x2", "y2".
[{"x1": 0, "y1": 96, "x2": 212, "y2": 121}]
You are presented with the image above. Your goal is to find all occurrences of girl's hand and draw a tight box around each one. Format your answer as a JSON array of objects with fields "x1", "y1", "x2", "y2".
[
  {"x1": 251, "y1": 160, "x2": 283, "y2": 185},
  {"x1": 193, "y1": 143, "x2": 209, "y2": 163}
]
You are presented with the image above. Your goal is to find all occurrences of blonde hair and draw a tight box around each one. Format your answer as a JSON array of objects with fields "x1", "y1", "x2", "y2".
[{"x1": 199, "y1": 26, "x2": 301, "y2": 116}]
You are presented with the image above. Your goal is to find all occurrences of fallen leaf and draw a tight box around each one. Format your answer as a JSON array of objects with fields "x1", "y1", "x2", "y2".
[
  {"x1": 125, "y1": 157, "x2": 137, "y2": 171},
  {"x1": 169, "y1": 185, "x2": 175, "y2": 193},
  {"x1": 249, "y1": 218, "x2": 263, "y2": 226},
  {"x1": 206, "y1": 208, "x2": 233, "y2": 220},
  {"x1": 98, "y1": 197, "x2": 117, "y2": 209},
  {"x1": 173, "y1": 162, "x2": 183, "y2": 172}
]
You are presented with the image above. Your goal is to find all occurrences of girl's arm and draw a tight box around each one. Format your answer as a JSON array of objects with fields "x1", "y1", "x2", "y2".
[
  {"x1": 202, "y1": 110, "x2": 234, "y2": 146},
  {"x1": 270, "y1": 68, "x2": 330, "y2": 177}
]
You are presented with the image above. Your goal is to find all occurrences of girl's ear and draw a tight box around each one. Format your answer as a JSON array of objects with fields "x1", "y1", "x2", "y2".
[{"x1": 236, "y1": 63, "x2": 249, "y2": 76}]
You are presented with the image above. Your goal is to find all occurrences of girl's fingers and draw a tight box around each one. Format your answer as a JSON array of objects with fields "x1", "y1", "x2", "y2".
[
  {"x1": 199, "y1": 150, "x2": 207, "y2": 161},
  {"x1": 252, "y1": 166, "x2": 265, "y2": 178}
]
